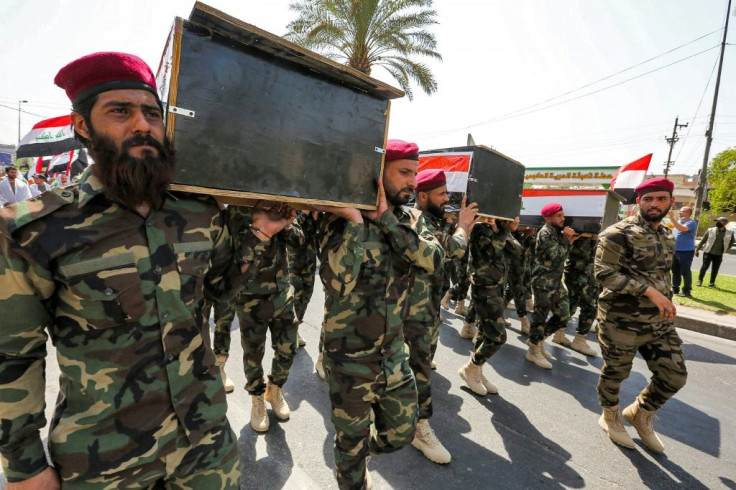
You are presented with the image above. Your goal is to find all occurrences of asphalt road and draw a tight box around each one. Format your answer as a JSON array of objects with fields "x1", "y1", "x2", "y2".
[{"x1": 2, "y1": 280, "x2": 735, "y2": 489}]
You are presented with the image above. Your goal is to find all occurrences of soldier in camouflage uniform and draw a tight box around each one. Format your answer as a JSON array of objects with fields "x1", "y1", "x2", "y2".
[
  {"x1": 458, "y1": 217, "x2": 518, "y2": 396},
  {"x1": 504, "y1": 226, "x2": 536, "y2": 334},
  {"x1": 405, "y1": 169, "x2": 477, "y2": 464},
  {"x1": 442, "y1": 247, "x2": 471, "y2": 316},
  {"x1": 526, "y1": 203, "x2": 578, "y2": 369},
  {"x1": 0, "y1": 53, "x2": 293, "y2": 488},
  {"x1": 561, "y1": 235, "x2": 599, "y2": 356},
  {"x1": 317, "y1": 140, "x2": 444, "y2": 490},
  {"x1": 226, "y1": 205, "x2": 303, "y2": 433},
  {"x1": 287, "y1": 210, "x2": 321, "y2": 347},
  {"x1": 201, "y1": 296, "x2": 238, "y2": 392},
  {"x1": 595, "y1": 177, "x2": 687, "y2": 453}
]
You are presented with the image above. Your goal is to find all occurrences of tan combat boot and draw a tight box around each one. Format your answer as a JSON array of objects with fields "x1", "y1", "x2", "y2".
[
  {"x1": 623, "y1": 400, "x2": 665, "y2": 453},
  {"x1": 458, "y1": 360, "x2": 488, "y2": 395},
  {"x1": 501, "y1": 316, "x2": 512, "y2": 326},
  {"x1": 479, "y1": 370, "x2": 499, "y2": 395},
  {"x1": 598, "y1": 405, "x2": 635, "y2": 449},
  {"x1": 251, "y1": 394, "x2": 270, "y2": 432},
  {"x1": 297, "y1": 333, "x2": 306, "y2": 348},
  {"x1": 315, "y1": 351, "x2": 326, "y2": 380},
  {"x1": 440, "y1": 290, "x2": 452, "y2": 310},
  {"x1": 525, "y1": 298, "x2": 534, "y2": 312},
  {"x1": 552, "y1": 328, "x2": 572, "y2": 347},
  {"x1": 216, "y1": 355, "x2": 235, "y2": 393},
  {"x1": 265, "y1": 382, "x2": 291, "y2": 420},
  {"x1": 455, "y1": 300, "x2": 467, "y2": 316},
  {"x1": 520, "y1": 316, "x2": 531, "y2": 335},
  {"x1": 459, "y1": 322, "x2": 476, "y2": 339},
  {"x1": 525, "y1": 340, "x2": 553, "y2": 369},
  {"x1": 571, "y1": 333, "x2": 597, "y2": 357},
  {"x1": 412, "y1": 418, "x2": 452, "y2": 464},
  {"x1": 539, "y1": 339, "x2": 553, "y2": 360}
]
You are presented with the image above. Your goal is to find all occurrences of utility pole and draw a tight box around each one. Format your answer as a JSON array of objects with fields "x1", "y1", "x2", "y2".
[
  {"x1": 17, "y1": 99, "x2": 28, "y2": 144},
  {"x1": 694, "y1": 0, "x2": 731, "y2": 223},
  {"x1": 663, "y1": 117, "x2": 688, "y2": 178}
]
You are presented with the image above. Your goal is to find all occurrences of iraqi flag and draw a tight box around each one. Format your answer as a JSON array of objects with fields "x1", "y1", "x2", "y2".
[
  {"x1": 418, "y1": 151, "x2": 473, "y2": 193},
  {"x1": 610, "y1": 154, "x2": 652, "y2": 204},
  {"x1": 15, "y1": 115, "x2": 82, "y2": 158}
]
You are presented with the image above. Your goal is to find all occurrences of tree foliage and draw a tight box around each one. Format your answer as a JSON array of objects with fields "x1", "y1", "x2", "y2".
[
  {"x1": 707, "y1": 147, "x2": 736, "y2": 213},
  {"x1": 285, "y1": 0, "x2": 442, "y2": 99}
]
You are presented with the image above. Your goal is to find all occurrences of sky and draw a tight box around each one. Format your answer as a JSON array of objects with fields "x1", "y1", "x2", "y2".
[{"x1": 1, "y1": 0, "x2": 734, "y2": 176}]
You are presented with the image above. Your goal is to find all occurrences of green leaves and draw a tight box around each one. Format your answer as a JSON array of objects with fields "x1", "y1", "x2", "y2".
[{"x1": 707, "y1": 147, "x2": 736, "y2": 213}]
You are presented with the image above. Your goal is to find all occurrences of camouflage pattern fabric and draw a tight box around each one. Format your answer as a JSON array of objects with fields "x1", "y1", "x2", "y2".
[
  {"x1": 226, "y1": 205, "x2": 303, "y2": 394},
  {"x1": 405, "y1": 210, "x2": 467, "y2": 419},
  {"x1": 595, "y1": 212, "x2": 686, "y2": 410},
  {"x1": 504, "y1": 229, "x2": 535, "y2": 314},
  {"x1": 0, "y1": 168, "x2": 265, "y2": 484},
  {"x1": 530, "y1": 223, "x2": 571, "y2": 343},
  {"x1": 465, "y1": 223, "x2": 510, "y2": 364},
  {"x1": 319, "y1": 207, "x2": 443, "y2": 490},
  {"x1": 564, "y1": 236, "x2": 599, "y2": 335},
  {"x1": 211, "y1": 299, "x2": 237, "y2": 358},
  {"x1": 503, "y1": 232, "x2": 528, "y2": 316},
  {"x1": 448, "y1": 248, "x2": 470, "y2": 302},
  {"x1": 288, "y1": 211, "x2": 320, "y2": 323}
]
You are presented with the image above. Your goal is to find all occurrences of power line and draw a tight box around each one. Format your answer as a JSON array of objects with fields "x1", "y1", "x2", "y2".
[{"x1": 0, "y1": 103, "x2": 54, "y2": 119}]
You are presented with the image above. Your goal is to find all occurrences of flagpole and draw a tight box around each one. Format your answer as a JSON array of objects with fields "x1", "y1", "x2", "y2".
[{"x1": 693, "y1": 0, "x2": 731, "y2": 224}]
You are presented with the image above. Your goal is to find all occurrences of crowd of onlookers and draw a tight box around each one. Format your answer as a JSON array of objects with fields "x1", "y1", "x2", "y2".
[{"x1": 0, "y1": 164, "x2": 72, "y2": 207}]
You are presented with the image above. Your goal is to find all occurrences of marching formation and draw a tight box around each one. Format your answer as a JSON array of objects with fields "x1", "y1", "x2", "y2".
[{"x1": 0, "y1": 51, "x2": 691, "y2": 490}]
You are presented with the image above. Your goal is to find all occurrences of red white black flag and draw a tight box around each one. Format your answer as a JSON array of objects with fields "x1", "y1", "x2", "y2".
[
  {"x1": 610, "y1": 154, "x2": 652, "y2": 204},
  {"x1": 15, "y1": 115, "x2": 82, "y2": 158}
]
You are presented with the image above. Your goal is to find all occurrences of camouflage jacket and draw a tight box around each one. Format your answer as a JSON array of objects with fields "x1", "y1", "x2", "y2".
[
  {"x1": 319, "y1": 207, "x2": 444, "y2": 361},
  {"x1": 0, "y1": 169, "x2": 265, "y2": 482},
  {"x1": 532, "y1": 223, "x2": 570, "y2": 290},
  {"x1": 227, "y1": 205, "x2": 304, "y2": 298},
  {"x1": 565, "y1": 237, "x2": 595, "y2": 292},
  {"x1": 514, "y1": 229, "x2": 536, "y2": 270},
  {"x1": 287, "y1": 211, "x2": 320, "y2": 284},
  {"x1": 595, "y1": 213, "x2": 674, "y2": 325},
  {"x1": 407, "y1": 211, "x2": 467, "y2": 323},
  {"x1": 468, "y1": 223, "x2": 509, "y2": 288},
  {"x1": 503, "y1": 233, "x2": 525, "y2": 292}
]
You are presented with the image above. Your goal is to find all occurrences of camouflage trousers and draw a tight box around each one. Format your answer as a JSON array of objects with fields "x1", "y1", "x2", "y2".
[
  {"x1": 467, "y1": 284, "x2": 508, "y2": 365},
  {"x1": 202, "y1": 299, "x2": 236, "y2": 358},
  {"x1": 236, "y1": 291, "x2": 297, "y2": 395},
  {"x1": 565, "y1": 278, "x2": 598, "y2": 335},
  {"x1": 530, "y1": 286, "x2": 571, "y2": 344},
  {"x1": 324, "y1": 355, "x2": 418, "y2": 490},
  {"x1": 448, "y1": 254, "x2": 470, "y2": 301},
  {"x1": 51, "y1": 421, "x2": 240, "y2": 489},
  {"x1": 504, "y1": 271, "x2": 531, "y2": 317},
  {"x1": 292, "y1": 261, "x2": 318, "y2": 323},
  {"x1": 404, "y1": 316, "x2": 441, "y2": 420},
  {"x1": 597, "y1": 318, "x2": 687, "y2": 411}
]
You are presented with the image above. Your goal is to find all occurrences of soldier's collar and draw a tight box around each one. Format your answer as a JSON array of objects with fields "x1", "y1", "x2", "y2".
[{"x1": 76, "y1": 166, "x2": 106, "y2": 208}]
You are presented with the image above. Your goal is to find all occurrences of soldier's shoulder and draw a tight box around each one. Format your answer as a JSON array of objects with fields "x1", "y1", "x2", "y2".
[{"x1": 0, "y1": 184, "x2": 78, "y2": 235}]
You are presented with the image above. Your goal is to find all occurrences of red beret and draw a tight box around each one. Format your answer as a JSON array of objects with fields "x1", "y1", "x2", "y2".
[
  {"x1": 541, "y1": 202, "x2": 563, "y2": 217},
  {"x1": 634, "y1": 177, "x2": 674, "y2": 196},
  {"x1": 54, "y1": 52, "x2": 159, "y2": 106},
  {"x1": 385, "y1": 139, "x2": 419, "y2": 162},
  {"x1": 416, "y1": 169, "x2": 447, "y2": 192}
]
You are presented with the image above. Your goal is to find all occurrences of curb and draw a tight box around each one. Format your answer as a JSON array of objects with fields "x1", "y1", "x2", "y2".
[{"x1": 675, "y1": 314, "x2": 736, "y2": 341}]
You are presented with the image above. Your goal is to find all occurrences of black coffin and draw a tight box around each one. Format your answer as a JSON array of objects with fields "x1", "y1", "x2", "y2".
[
  {"x1": 155, "y1": 2, "x2": 403, "y2": 209},
  {"x1": 419, "y1": 145, "x2": 525, "y2": 220},
  {"x1": 519, "y1": 189, "x2": 622, "y2": 233}
]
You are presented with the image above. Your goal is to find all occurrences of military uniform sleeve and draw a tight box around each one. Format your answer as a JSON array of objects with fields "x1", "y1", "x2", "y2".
[
  {"x1": 280, "y1": 221, "x2": 305, "y2": 249},
  {"x1": 431, "y1": 222, "x2": 467, "y2": 260},
  {"x1": 319, "y1": 214, "x2": 365, "y2": 296},
  {"x1": 377, "y1": 210, "x2": 444, "y2": 273},
  {"x1": 0, "y1": 225, "x2": 53, "y2": 482},
  {"x1": 595, "y1": 228, "x2": 649, "y2": 296}
]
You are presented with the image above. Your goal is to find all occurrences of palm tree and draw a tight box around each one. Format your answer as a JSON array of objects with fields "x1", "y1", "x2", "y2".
[{"x1": 285, "y1": 0, "x2": 442, "y2": 99}]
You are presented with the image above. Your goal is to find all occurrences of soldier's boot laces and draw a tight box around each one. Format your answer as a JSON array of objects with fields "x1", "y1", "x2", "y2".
[
  {"x1": 479, "y1": 370, "x2": 499, "y2": 395},
  {"x1": 571, "y1": 334, "x2": 598, "y2": 357},
  {"x1": 265, "y1": 382, "x2": 291, "y2": 420},
  {"x1": 459, "y1": 322, "x2": 476, "y2": 339},
  {"x1": 412, "y1": 418, "x2": 452, "y2": 464},
  {"x1": 458, "y1": 361, "x2": 488, "y2": 396},
  {"x1": 520, "y1": 317, "x2": 531, "y2": 336},
  {"x1": 250, "y1": 394, "x2": 270, "y2": 433},
  {"x1": 598, "y1": 405, "x2": 635, "y2": 449},
  {"x1": 216, "y1": 356, "x2": 235, "y2": 394},
  {"x1": 623, "y1": 400, "x2": 665, "y2": 453},
  {"x1": 315, "y1": 352, "x2": 326, "y2": 380},
  {"x1": 525, "y1": 340, "x2": 553, "y2": 369},
  {"x1": 455, "y1": 300, "x2": 467, "y2": 317},
  {"x1": 297, "y1": 333, "x2": 306, "y2": 348},
  {"x1": 552, "y1": 329, "x2": 572, "y2": 347},
  {"x1": 440, "y1": 290, "x2": 452, "y2": 310}
]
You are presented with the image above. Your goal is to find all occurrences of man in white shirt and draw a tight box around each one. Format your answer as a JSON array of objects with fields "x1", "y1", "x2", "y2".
[
  {"x1": 0, "y1": 165, "x2": 32, "y2": 206},
  {"x1": 29, "y1": 174, "x2": 50, "y2": 197}
]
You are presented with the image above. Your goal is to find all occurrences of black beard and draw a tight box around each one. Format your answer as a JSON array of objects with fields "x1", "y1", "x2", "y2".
[
  {"x1": 88, "y1": 130, "x2": 175, "y2": 210},
  {"x1": 640, "y1": 206, "x2": 669, "y2": 223},
  {"x1": 426, "y1": 200, "x2": 445, "y2": 220},
  {"x1": 387, "y1": 186, "x2": 414, "y2": 207}
]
